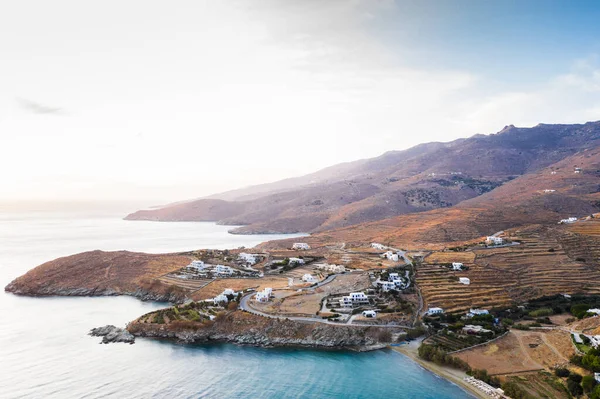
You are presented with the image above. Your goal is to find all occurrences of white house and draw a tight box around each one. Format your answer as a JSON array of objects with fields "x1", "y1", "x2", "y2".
[
  {"x1": 222, "y1": 288, "x2": 236, "y2": 297},
  {"x1": 215, "y1": 264, "x2": 234, "y2": 276},
  {"x1": 426, "y1": 307, "x2": 444, "y2": 316},
  {"x1": 588, "y1": 308, "x2": 600, "y2": 316},
  {"x1": 255, "y1": 287, "x2": 273, "y2": 303},
  {"x1": 238, "y1": 253, "x2": 257, "y2": 265},
  {"x1": 189, "y1": 260, "x2": 205, "y2": 270},
  {"x1": 317, "y1": 264, "x2": 346, "y2": 273},
  {"x1": 559, "y1": 217, "x2": 578, "y2": 224},
  {"x1": 595, "y1": 373, "x2": 600, "y2": 384},
  {"x1": 379, "y1": 281, "x2": 396, "y2": 292},
  {"x1": 288, "y1": 257, "x2": 305, "y2": 265},
  {"x1": 543, "y1": 189, "x2": 556, "y2": 193},
  {"x1": 463, "y1": 325, "x2": 492, "y2": 334},
  {"x1": 213, "y1": 294, "x2": 228, "y2": 304},
  {"x1": 392, "y1": 279, "x2": 404, "y2": 288},
  {"x1": 362, "y1": 310, "x2": 377, "y2": 318},
  {"x1": 486, "y1": 236, "x2": 504, "y2": 245},
  {"x1": 302, "y1": 273, "x2": 318, "y2": 283},
  {"x1": 551, "y1": 171, "x2": 557, "y2": 175},
  {"x1": 340, "y1": 292, "x2": 369, "y2": 307},
  {"x1": 467, "y1": 308, "x2": 489, "y2": 318},
  {"x1": 575, "y1": 168, "x2": 582, "y2": 174},
  {"x1": 459, "y1": 277, "x2": 471, "y2": 285},
  {"x1": 292, "y1": 243, "x2": 310, "y2": 250},
  {"x1": 452, "y1": 262, "x2": 464, "y2": 271},
  {"x1": 388, "y1": 273, "x2": 399, "y2": 282},
  {"x1": 371, "y1": 243, "x2": 386, "y2": 250},
  {"x1": 381, "y1": 251, "x2": 399, "y2": 262}
]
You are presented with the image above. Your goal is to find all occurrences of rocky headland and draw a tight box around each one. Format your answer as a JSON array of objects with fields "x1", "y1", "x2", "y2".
[
  {"x1": 90, "y1": 325, "x2": 136, "y2": 344},
  {"x1": 128, "y1": 310, "x2": 395, "y2": 351}
]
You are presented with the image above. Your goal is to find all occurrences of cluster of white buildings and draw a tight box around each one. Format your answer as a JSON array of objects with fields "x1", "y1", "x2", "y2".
[
  {"x1": 288, "y1": 257, "x2": 305, "y2": 265},
  {"x1": 486, "y1": 236, "x2": 504, "y2": 245},
  {"x1": 238, "y1": 253, "x2": 258, "y2": 265},
  {"x1": 559, "y1": 217, "x2": 578, "y2": 224},
  {"x1": 371, "y1": 243, "x2": 386, "y2": 250},
  {"x1": 215, "y1": 264, "x2": 235, "y2": 276},
  {"x1": 316, "y1": 263, "x2": 345, "y2": 274},
  {"x1": 378, "y1": 272, "x2": 406, "y2": 291},
  {"x1": 255, "y1": 287, "x2": 273, "y2": 303},
  {"x1": 339, "y1": 292, "x2": 369, "y2": 307},
  {"x1": 464, "y1": 377, "x2": 507, "y2": 399},
  {"x1": 185, "y1": 260, "x2": 236, "y2": 277},
  {"x1": 302, "y1": 273, "x2": 318, "y2": 283},
  {"x1": 292, "y1": 243, "x2": 310, "y2": 250}
]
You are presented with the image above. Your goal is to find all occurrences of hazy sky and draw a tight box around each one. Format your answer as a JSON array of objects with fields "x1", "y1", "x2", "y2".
[{"x1": 2, "y1": 0, "x2": 600, "y2": 204}]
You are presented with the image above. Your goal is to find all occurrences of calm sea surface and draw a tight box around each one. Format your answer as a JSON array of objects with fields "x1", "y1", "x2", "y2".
[{"x1": 0, "y1": 203, "x2": 470, "y2": 398}]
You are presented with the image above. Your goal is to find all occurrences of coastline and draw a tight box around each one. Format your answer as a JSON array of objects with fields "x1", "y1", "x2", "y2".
[{"x1": 392, "y1": 339, "x2": 487, "y2": 399}]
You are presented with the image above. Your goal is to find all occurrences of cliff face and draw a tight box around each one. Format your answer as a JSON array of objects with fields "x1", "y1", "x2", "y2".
[
  {"x1": 4, "y1": 250, "x2": 191, "y2": 303},
  {"x1": 128, "y1": 311, "x2": 395, "y2": 350}
]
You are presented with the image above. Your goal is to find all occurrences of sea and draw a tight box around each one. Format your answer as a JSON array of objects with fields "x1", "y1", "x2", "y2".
[{"x1": 0, "y1": 202, "x2": 471, "y2": 398}]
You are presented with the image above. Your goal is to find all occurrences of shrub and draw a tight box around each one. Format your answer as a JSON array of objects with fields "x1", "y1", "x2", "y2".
[
  {"x1": 567, "y1": 379, "x2": 584, "y2": 396},
  {"x1": 513, "y1": 324, "x2": 530, "y2": 330},
  {"x1": 528, "y1": 308, "x2": 553, "y2": 317},
  {"x1": 582, "y1": 375, "x2": 597, "y2": 393},
  {"x1": 568, "y1": 373, "x2": 583, "y2": 384},
  {"x1": 554, "y1": 368, "x2": 570, "y2": 378}
]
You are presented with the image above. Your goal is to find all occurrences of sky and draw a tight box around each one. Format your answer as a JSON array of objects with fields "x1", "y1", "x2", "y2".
[{"x1": 1, "y1": 0, "x2": 600, "y2": 205}]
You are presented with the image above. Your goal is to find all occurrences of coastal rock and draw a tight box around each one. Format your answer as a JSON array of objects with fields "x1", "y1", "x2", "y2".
[
  {"x1": 128, "y1": 311, "x2": 399, "y2": 350},
  {"x1": 90, "y1": 325, "x2": 135, "y2": 344}
]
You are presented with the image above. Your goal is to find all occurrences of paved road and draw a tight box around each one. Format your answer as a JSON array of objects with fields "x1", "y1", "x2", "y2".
[{"x1": 239, "y1": 289, "x2": 412, "y2": 329}]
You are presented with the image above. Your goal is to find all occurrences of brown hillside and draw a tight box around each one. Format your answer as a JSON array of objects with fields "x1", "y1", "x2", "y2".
[{"x1": 126, "y1": 121, "x2": 600, "y2": 234}]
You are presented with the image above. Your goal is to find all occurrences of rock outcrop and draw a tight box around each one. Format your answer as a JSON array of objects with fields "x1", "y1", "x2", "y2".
[
  {"x1": 90, "y1": 325, "x2": 135, "y2": 344},
  {"x1": 128, "y1": 311, "x2": 396, "y2": 351}
]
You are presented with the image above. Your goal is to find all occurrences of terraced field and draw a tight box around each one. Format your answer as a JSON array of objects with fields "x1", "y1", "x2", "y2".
[{"x1": 417, "y1": 226, "x2": 600, "y2": 313}]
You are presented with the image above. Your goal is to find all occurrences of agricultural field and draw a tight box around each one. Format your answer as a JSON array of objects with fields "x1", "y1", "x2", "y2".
[
  {"x1": 454, "y1": 329, "x2": 574, "y2": 375},
  {"x1": 425, "y1": 251, "x2": 476, "y2": 264},
  {"x1": 417, "y1": 226, "x2": 600, "y2": 313}
]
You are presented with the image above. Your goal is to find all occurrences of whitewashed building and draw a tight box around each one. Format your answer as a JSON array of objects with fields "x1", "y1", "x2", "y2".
[
  {"x1": 238, "y1": 253, "x2": 257, "y2": 265},
  {"x1": 379, "y1": 281, "x2": 396, "y2": 292},
  {"x1": 467, "y1": 308, "x2": 489, "y2": 318},
  {"x1": 302, "y1": 273, "x2": 318, "y2": 283},
  {"x1": 543, "y1": 189, "x2": 556, "y2": 193},
  {"x1": 288, "y1": 257, "x2": 305, "y2": 265},
  {"x1": 486, "y1": 236, "x2": 504, "y2": 245},
  {"x1": 213, "y1": 294, "x2": 228, "y2": 304},
  {"x1": 459, "y1": 277, "x2": 471, "y2": 285},
  {"x1": 371, "y1": 243, "x2": 386, "y2": 250},
  {"x1": 317, "y1": 264, "x2": 346, "y2": 273},
  {"x1": 588, "y1": 308, "x2": 600, "y2": 316},
  {"x1": 426, "y1": 307, "x2": 444, "y2": 316},
  {"x1": 292, "y1": 243, "x2": 310, "y2": 250},
  {"x1": 452, "y1": 262, "x2": 464, "y2": 271},
  {"x1": 595, "y1": 373, "x2": 600, "y2": 383},
  {"x1": 339, "y1": 292, "x2": 369, "y2": 307},
  {"x1": 559, "y1": 217, "x2": 578, "y2": 224},
  {"x1": 189, "y1": 260, "x2": 205, "y2": 271},
  {"x1": 215, "y1": 264, "x2": 234, "y2": 276},
  {"x1": 362, "y1": 310, "x2": 377, "y2": 318},
  {"x1": 255, "y1": 287, "x2": 273, "y2": 303}
]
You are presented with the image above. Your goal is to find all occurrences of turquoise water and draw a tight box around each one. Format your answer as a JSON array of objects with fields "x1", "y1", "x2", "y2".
[{"x1": 0, "y1": 204, "x2": 470, "y2": 398}]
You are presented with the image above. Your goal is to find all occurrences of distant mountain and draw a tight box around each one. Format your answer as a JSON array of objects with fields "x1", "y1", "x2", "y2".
[{"x1": 125, "y1": 121, "x2": 600, "y2": 234}]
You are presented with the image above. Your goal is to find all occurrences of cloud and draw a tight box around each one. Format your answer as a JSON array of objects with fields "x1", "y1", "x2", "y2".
[{"x1": 16, "y1": 98, "x2": 63, "y2": 115}]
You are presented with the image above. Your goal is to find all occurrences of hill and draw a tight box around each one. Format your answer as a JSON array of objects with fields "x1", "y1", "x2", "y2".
[{"x1": 125, "y1": 121, "x2": 600, "y2": 234}]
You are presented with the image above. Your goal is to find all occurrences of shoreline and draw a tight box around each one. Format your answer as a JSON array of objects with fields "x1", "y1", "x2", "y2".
[{"x1": 392, "y1": 339, "x2": 487, "y2": 399}]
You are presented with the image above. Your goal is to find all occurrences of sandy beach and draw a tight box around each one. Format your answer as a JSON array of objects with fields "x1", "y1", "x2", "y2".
[{"x1": 392, "y1": 340, "x2": 487, "y2": 399}]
